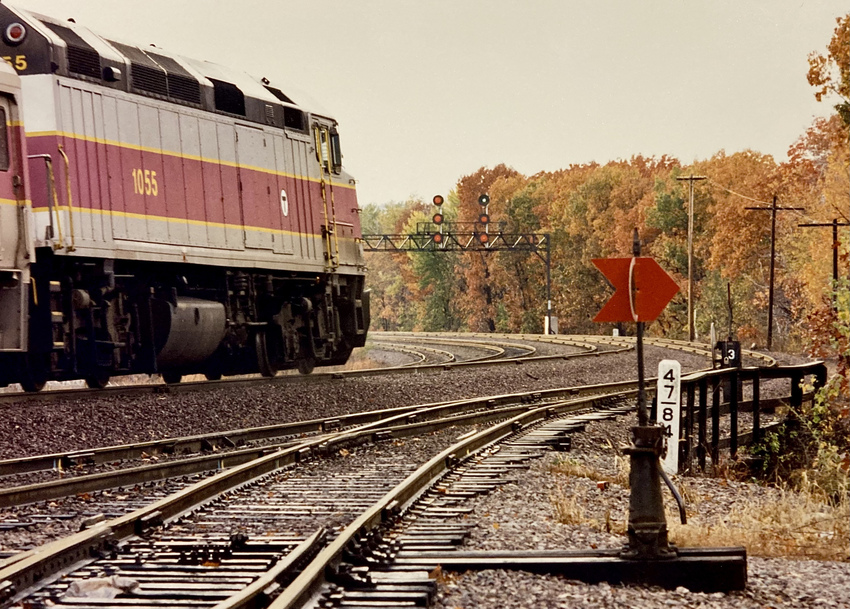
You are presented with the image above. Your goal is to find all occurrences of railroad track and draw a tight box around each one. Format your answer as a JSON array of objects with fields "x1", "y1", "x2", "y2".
[
  {"x1": 0, "y1": 383, "x2": 640, "y2": 608},
  {"x1": 0, "y1": 379, "x2": 643, "y2": 509},
  {"x1": 0, "y1": 334, "x2": 612, "y2": 405}
]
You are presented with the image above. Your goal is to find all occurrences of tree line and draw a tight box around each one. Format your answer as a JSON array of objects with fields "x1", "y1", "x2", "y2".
[{"x1": 362, "y1": 14, "x2": 849, "y2": 358}]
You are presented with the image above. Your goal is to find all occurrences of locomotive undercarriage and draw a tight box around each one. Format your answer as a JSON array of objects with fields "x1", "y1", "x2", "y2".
[{"x1": 1, "y1": 250, "x2": 369, "y2": 391}]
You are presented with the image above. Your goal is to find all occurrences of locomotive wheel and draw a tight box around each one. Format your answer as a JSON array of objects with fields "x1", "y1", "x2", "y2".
[
  {"x1": 297, "y1": 356, "x2": 315, "y2": 375},
  {"x1": 255, "y1": 332, "x2": 278, "y2": 378},
  {"x1": 20, "y1": 354, "x2": 48, "y2": 393},
  {"x1": 162, "y1": 371, "x2": 182, "y2": 384},
  {"x1": 20, "y1": 378, "x2": 46, "y2": 393},
  {"x1": 85, "y1": 371, "x2": 111, "y2": 389},
  {"x1": 204, "y1": 372, "x2": 222, "y2": 381}
]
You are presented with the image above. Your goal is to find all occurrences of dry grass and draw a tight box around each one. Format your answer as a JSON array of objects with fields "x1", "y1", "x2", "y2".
[
  {"x1": 551, "y1": 487, "x2": 587, "y2": 525},
  {"x1": 668, "y1": 484, "x2": 849, "y2": 561},
  {"x1": 550, "y1": 452, "x2": 849, "y2": 561},
  {"x1": 550, "y1": 455, "x2": 630, "y2": 488}
]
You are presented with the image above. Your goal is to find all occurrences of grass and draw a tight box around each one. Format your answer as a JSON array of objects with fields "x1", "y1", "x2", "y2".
[
  {"x1": 668, "y1": 482, "x2": 849, "y2": 561},
  {"x1": 550, "y1": 455, "x2": 630, "y2": 488},
  {"x1": 550, "y1": 452, "x2": 849, "y2": 561}
]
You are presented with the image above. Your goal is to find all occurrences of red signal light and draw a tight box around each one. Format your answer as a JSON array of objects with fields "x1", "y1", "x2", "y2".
[
  {"x1": 4, "y1": 22, "x2": 26, "y2": 45},
  {"x1": 433, "y1": 195, "x2": 444, "y2": 206},
  {"x1": 432, "y1": 213, "x2": 444, "y2": 225},
  {"x1": 433, "y1": 232, "x2": 444, "y2": 244},
  {"x1": 477, "y1": 232, "x2": 489, "y2": 244},
  {"x1": 478, "y1": 213, "x2": 490, "y2": 224}
]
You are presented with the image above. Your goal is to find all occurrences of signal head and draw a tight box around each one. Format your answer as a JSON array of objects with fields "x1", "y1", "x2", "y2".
[
  {"x1": 478, "y1": 213, "x2": 490, "y2": 225},
  {"x1": 433, "y1": 194, "x2": 445, "y2": 206},
  {"x1": 477, "y1": 232, "x2": 489, "y2": 244},
  {"x1": 433, "y1": 232, "x2": 444, "y2": 244},
  {"x1": 478, "y1": 194, "x2": 490, "y2": 206},
  {"x1": 432, "y1": 213, "x2": 444, "y2": 225}
]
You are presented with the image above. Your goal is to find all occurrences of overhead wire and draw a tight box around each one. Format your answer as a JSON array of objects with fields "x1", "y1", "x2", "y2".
[{"x1": 705, "y1": 178, "x2": 846, "y2": 224}]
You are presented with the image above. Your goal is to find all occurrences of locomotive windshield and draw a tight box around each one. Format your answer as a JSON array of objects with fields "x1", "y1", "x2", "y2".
[{"x1": 0, "y1": 106, "x2": 8, "y2": 172}]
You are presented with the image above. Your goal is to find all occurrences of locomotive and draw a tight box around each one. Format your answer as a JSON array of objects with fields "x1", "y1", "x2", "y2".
[{"x1": 0, "y1": 4, "x2": 369, "y2": 390}]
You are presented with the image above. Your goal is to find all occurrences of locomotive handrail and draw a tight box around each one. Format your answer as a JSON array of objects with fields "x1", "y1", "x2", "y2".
[
  {"x1": 26, "y1": 154, "x2": 63, "y2": 249},
  {"x1": 315, "y1": 125, "x2": 339, "y2": 271},
  {"x1": 56, "y1": 144, "x2": 75, "y2": 251}
]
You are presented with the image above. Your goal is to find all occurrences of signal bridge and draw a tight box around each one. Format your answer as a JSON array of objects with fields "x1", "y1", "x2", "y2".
[{"x1": 360, "y1": 194, "x2": 556, "y2": 333}]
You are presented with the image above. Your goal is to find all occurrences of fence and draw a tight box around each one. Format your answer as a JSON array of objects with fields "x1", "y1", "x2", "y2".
[{"x1": 652, "y1": 362, "x2": 828, "y2": 474}]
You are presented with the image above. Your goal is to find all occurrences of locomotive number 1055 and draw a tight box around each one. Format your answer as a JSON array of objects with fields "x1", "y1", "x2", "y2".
[{"x1": 131, "y1": 168, "x2": 159, "y2": 196}]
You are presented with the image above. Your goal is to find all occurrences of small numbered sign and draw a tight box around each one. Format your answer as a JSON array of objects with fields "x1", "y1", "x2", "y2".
[
  {"x1": 655, "y1": 359, "x2": 681, "y2": 475},
  {"x1": 716, "y1": 340, "x2": 741, "y2": 368}
]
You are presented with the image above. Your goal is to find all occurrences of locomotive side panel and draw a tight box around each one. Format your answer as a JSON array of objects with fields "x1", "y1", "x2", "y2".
[
  {"x1": 236, "y1": 124, "x2": 274, "y2": 251},
  {"x1": 177, "y1": 114, "x2": 215, "y2": 248},
  {"x1": 57, "y1": 85, "x2": 105, "y2": 246},
  {"x1": 137, "y1": 104, "x2": 168, "y2": 243},
  {"x1": 270, "y1": 133, "x2": 294, "y2": 255},
  {"x1": 115, "y1": 97, "x2": 147, "y2": 243},
  {"x1": 158, "y1": 109, "x2": 189, "y2": 246},
  {"x1": 287, "y1": 133, "x2": 316, "y2": 262},
  {"x1": 215, "y1": 122, "x2": 243, "y2": 252},
  {"x1": 197, "y1": 117, "x2": 228, "y2": 249},
  {"x1": 101, "y1": 95, "x2": 127, "y2": 240},
  {"x1": 27, "y1": 78, "x2": 361, "y2": 273}
]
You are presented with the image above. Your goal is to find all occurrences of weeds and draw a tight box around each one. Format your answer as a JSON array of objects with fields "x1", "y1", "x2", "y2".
[
  {"x1": 550, "y1": 455, "x2": 630, "y2": 488},
  {"x1": 668, "y1": 481, "x2": 849, "y2": 561}
]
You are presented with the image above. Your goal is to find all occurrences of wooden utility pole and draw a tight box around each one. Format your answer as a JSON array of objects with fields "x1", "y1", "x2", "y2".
[
  {"x1": 676, "y1": 174, "x2": 707, "y2": 341},
  {"x1": 746, "y1": 196, "x2": 804, "y2": 350},
  {"x1": 798, "y1": 218, "x2": 850, "y2": 304}
]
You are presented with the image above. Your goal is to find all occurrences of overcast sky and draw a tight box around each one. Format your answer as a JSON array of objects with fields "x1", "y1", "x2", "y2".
[{"x1": 8, "y1": 1, "x2": 848, "y2": 206}]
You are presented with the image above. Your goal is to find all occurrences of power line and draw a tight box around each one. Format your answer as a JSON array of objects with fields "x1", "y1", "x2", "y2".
[
  {"x1": 745, "y1": 196, "x2": 805, "y2": 350},
  {"x1": 706, "y1": 179, "x2": 772, "y2": 205}
]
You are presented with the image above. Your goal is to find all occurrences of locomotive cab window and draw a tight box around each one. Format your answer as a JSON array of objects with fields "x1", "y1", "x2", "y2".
[
  {"x1": 314, "y1": 126, "x2": 329, "y2": 172},
  {"x1": 330, "y1": 128, "x2": 342, "y2": 174},
  {"x1": 0, "y1": 107, "x2": 9, "y2": 172},
  {"x1": 314, "y1": 125, "x2": 342, "y2": 175}
]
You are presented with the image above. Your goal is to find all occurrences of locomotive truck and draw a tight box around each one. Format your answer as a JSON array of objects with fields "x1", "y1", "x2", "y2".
[{"x1": 0, "y1": 4, "x2": 370, "y2": 391}]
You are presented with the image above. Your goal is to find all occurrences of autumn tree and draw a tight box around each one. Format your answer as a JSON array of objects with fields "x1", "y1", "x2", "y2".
[{"x1": 455, "y1": 165, "x2": 521, "y2": 332}]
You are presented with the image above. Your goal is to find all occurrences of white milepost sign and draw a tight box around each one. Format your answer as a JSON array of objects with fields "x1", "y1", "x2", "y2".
[{"x1": 656, "y1": 359, "x2": 682, "y2": 475}]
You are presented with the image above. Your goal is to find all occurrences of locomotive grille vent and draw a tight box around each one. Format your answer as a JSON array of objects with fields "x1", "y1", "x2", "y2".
[
  {"x1": 133, "y1": 64, "x2": 168, "y2": 96},
  {"x1": 109, "y1": 41, "x2": 168, "y2": 97},
  {"x1": 264, "y1": 85, "x2": 306, "y2": 131},
  {"x1": 42, "y1": 22, "x2": 101, "y2": 79},
  {"x1": 147, "y1": 52, "x2": 201, "y2": 104}
]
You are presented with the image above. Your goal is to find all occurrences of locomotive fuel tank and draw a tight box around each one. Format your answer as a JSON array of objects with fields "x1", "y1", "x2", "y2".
[{"x1": 152, "y1": 297, "x2": 227, "y2": 372}]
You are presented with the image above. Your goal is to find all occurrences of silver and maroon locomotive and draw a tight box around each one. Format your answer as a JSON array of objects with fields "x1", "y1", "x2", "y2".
[{"x1": 0, "y1": 4, "x2": 369, "y2": 390}]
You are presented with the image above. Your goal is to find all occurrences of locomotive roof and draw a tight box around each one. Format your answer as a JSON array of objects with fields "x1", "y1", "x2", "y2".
[{"x1": 0, "y1": 4, "x2": 335, "y2": 127}]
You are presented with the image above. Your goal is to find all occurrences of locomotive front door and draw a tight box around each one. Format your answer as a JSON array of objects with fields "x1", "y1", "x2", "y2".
[{"x1": 0, "y1": 92, "x2": 31, "y2": 352}]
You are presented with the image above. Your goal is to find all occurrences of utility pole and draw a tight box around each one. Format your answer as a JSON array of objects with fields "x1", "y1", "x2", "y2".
[
  {"x1": 676, "y1": 174, "x2": 707, "y2": 341},
  {"x1": 746, "y1": 196, "x2": 804, "y2": 350},
  {"x1": 798, "y1": 218, "x2": 850, "y2": 306}
]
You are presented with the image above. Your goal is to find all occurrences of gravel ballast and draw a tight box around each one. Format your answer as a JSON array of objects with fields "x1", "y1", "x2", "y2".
[
  {"x1": 430, "y1": 415, "x2": 849, "y2": 609},
  {"x1": 1, "y1": 337, "x2": 842, "y2": 607}
]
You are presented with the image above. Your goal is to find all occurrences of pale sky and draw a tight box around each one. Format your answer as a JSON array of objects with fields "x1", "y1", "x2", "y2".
[{"x1": 7, "y1": 1, "x2": 848, "y2": 206}]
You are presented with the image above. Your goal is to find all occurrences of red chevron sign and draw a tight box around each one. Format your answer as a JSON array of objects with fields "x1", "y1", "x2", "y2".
[{"x1": 592, "y1": 257, "x2": 679, "y2": 323}]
